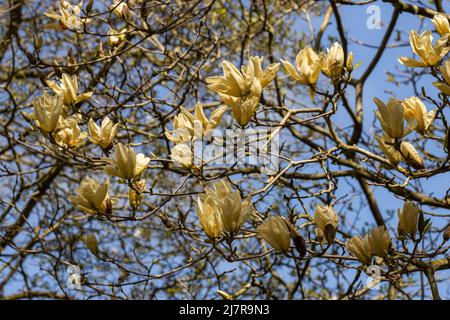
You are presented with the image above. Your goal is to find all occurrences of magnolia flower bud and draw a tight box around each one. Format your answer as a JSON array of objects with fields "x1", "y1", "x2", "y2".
[
  {"x1": 257, "y1": 216, "x2": 291, "y2": 252},
  {"x1": 69, "y1": 176, "x2": 114, "y2": 215},
  {"x1": 402, "y1": 96, "x2": 435, "y2": 133},
  {"x1": 346, "y1": 51, "x2": 354, "y2": 72},
  {"x1": 398, "y1": 201, "x2": 420, "y2": 238},
  {"x1": 32, "y1": 92, "x2": 64, "y2": 133},
  {"x1": 104, "y1": 143, "x2": 150, "y2": 180},
  {"x1": 433, "y1": 60, "x2": 450, "y2": 95},
  {"x1": 281, "y1": 46, "x2": 322, "y2": 86},
  {"x1": 399, "y1": 141, "x2": 425, "y2": 170},
  {"x1": 321, "y1": 42, "x2": 344, "y2": 80},
  {"x1": 128, "y1": 179, "x2": 146, "y2": 210},
  {"x1": 369, "y1": 226, "x2": 391, "y2": 258},
  {"x1": 47, "y1": 73, "x2": 93, "y2": 105},
  {"x1": 398, "y1": 31, "x2": 449, "y2": 67},
  {"x1": 346, "y1": 235, "x2": 373, "y2": 265},
  {"x1": 88, "y1": 117, "x2": 119, "y2": 150},
  {"x1": 374, "y1": 97, "x2": 416, "y2": 139},
  {"x1": 197, "y1": 194, "x2": 223, "y2": 239},
  {"x1": 220, "y1": 193, "x2": 252, "y2": 234},
  {"x1": 432, "y1": 14, "x2": 450, "y2": 37},
  {"x1": 314, "y1": 205, "x2": 338, "y2": 244}
]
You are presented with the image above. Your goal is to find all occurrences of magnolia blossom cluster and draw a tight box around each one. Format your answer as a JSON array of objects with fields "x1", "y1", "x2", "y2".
[
  {"x1": 377, "y1": 14, "x2": 450, "y2": 170},
  {"x1": 45, "y1": 0, "x2": 136, "y2": 53},
  {"x1": 70, "y1": 142, "x2": 150, "y2": 215},
  {"x1": 29, "y1": 71, "x2": 150, "y2": 215},
  {"x1": 36, "y1": 4, "x2": 445, "y2": 274},
  {"x1": 165, "y1": 103, "x2": 226, "y2": 168},
  {"x1": 196, "y1": 179, "x2": 254, "y2": 239},
  {"x1": 374, "y1": 96, "x2": 435, "y2": 170},
  {"x1": 30, "y1": 74, "x2": 92, "y2": 148},
  {"x1": 346, "y1": 200, "x2": 422, "y2": 265},
  {"x1": 281, "y1": 42, "x2": 354, "y2": 98},
  {"x1": 346, "y1": 226, "x2": 391, "y2": 265},
  {"x1": 206, "y1": 57, "x2": 280, "y2": 126},
  {"x1": 45, "y1": 0, "x2": 87, "y2": 31}
]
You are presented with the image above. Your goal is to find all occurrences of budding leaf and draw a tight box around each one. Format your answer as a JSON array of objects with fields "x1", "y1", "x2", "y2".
[{"x1": 293, "y1": 235, "x2": 307, "y2": 258}]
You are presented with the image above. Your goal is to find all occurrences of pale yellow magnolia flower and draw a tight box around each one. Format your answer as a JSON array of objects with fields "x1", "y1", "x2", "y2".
[
  {"x1": 346, "y1": 235, "x2": 373, "y2": 265},
  {"x1": 374, "y1": 97, "x2": 417, "y2": 139},
  {"x1": 321, "y1": 42, "x2": 345, "y2": 80},
  {"x1": 88, "y1": 117, "x2": 119, "y2": 150},
  {"x1": 399, "y1": 141, "x2": 425, "y2": 170},
  {"x1": 205, "y1": 179, "x2": 233, "y2": 199},
  {"x1": 110, "y1": 1, "x2": 130, "y2": 18},
  {"x1": 55, "y1": 118, "x2": 87, "y2": 148},
  {"x1": 433, "y1": 60, "x2": 450, "y2": 95},
  {"x1": 244, "y1": 56, "x2": 280, "y2": 88},
  {"x1": 375, "y1": 134, "x2": 403, "y2": 166},
  {"x1": 47, "y1": 73, "x2": 93, "y2": 105},
  {"x1": 398, "y1": 30, "x2": 449, "y2": 67},
  {"x1": 313, "y1": 205, "x2": 338, "y2": 243},
  {"x1": 170, "y1": 143, "x2": 193, "y2": 168},
  {"x1": 219, "y1": 93, "x2": 260, "y2": 126},
  {"x1": 69, "y1": 176, "x2": 113, "y2": 215},
  {"x1": 432, "y1": 14, "x2": 450, "y2": 37},
  {"x1": 206, "y1": 60, "x2": 258, "y2": 97},
  {"x1": 104, "y1": 143, "x2": 150, "y2": 179},
  {"x1": 398, "y1": 201, "x2": 420, "y2": 238},
  {"x1": 402, "y1": 97, "x2": 435, "y2": 133},
  {"x1": 197, "y1": 194, "x2": 224, "y2": 239},
  {"x1": 369, "y1": 226, "x2": 391, "y2": 258},
  {"x1": 32, "y1": 92, "x2": 64, "y2": 133},
  {"x1": 281, "y1": 46, "x2": 322, "y2": 85},
  {"x1": 128, "y1": 179, "x2": 146, "y2": 210},
  {"x1": 44, "y1": 0, "x2": 85, "y2": 30},
  {"x1": 165, "y1": 103, "x2": 226, "y2": 142},
  {"x1": 257, "y1": 216, "x2": 291, "y2": 252},
  {"x1": 203, "y1": 179, "x2": 252, "y2": 234},
  {"x1": 206, "y1": 58, "x2": 269, "y2": 126},
  {"x1": 220, "y1": 192, "x2": 253, "y2": 234}
]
